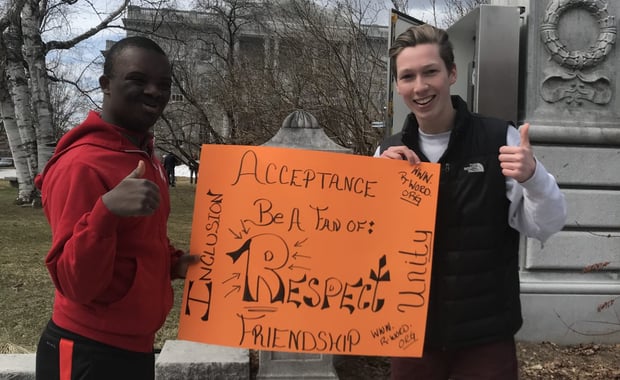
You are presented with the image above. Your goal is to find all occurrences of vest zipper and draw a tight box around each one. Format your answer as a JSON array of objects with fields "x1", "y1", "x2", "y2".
[{"x1": 443, "y1": 163, "x2": 451, "y2": 174}]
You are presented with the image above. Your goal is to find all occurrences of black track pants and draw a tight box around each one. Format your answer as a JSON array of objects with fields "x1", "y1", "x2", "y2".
[{"x1": 35, "y1": 320, "x2": 155, "y2": 380}]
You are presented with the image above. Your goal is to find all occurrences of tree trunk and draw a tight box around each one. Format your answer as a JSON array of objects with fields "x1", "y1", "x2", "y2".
[
  {"x1": 0, "y1": 0, "x2": 131, "y2": 206},
  {"x1": 3, "y1": 23, "x2": 38, "y2": 204},
  {"x1": 22, "y1": 0, "x2": 55, "y2": 170},
  {"x1": 0, "y1": 71, "x2": 19, "y2": 156}
]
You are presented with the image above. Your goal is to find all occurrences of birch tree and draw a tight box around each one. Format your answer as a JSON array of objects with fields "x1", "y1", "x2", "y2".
[
  {"x1": 22, "y1": 0, "x2": 54, "y2": 168},
  {"x1": 0, "y1": 0, "x2": 129, "y2": 205},
  {"x1": 2, "y1": 5, "x2": 38, "y2": 203},
  {"x1": 0, "y1": 46, "x2": 27, "y2": 199}
]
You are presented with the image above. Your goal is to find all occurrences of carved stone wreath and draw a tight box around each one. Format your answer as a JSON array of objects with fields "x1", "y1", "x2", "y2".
[{"x1": 540, "y1": 0, "x2": 616, "y2": 70}]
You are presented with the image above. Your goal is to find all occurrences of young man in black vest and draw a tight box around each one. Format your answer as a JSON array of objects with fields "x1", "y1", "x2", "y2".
[{"x1": 377, "y1": 24, "x2": 567, "y2": 380}]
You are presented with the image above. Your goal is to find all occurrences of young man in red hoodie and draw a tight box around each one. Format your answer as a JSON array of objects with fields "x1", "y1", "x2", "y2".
[{"x1": 35, "y1": 36, "x2": 196, "y2": 379}]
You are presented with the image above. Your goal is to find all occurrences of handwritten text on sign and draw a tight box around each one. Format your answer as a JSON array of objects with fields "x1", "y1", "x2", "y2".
[{"x1": 178, "y1": 145, "x2": 440, "y2": 357}]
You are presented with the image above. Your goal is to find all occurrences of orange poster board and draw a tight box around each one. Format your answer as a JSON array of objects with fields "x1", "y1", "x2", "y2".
[{"x1": 178, "y1": 144, "x2": 440, "y2": 357}]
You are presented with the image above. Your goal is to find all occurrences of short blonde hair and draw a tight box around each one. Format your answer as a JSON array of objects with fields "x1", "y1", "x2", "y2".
[{"x1": 389, "y1": 24, "x2": 455, "y2": 77}]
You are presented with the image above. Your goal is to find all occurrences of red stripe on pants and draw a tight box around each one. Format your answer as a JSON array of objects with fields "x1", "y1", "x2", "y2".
[{"x1": 59, "y1": 338, "x2": 74, "y2": 380}]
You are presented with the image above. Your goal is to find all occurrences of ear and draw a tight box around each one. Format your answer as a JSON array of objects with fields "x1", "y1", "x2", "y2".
[
  {"x1": 99, "y1": 75, "x2": 111, "y2": 95},
  {"x1": 394, "y1": 69, "x2": 405, "y2": 95},
  {"x1": 449, "y1": 65, "x2": 457, "y2": 85}
]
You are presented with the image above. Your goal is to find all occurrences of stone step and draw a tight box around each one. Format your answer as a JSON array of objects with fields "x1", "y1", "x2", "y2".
[
  {"x1": 155, "y1": 340, "x2": 249, "y2": 379},
  {"x1": 0, "y1": 341, "x2": 249, "y2": 380},
  {"x1": 0, "y1": 353, "x2": 35, "y2": 380}
]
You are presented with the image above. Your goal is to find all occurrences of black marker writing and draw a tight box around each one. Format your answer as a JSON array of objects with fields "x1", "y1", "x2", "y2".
[
  {"x1": 231, "y1": 149, "x2": 377, "y2": 198},
  {"x1": 184, "y1": 190, "x2": 223, "y2": 321},
  {"x1": 397, "y1": 230, "x2": 433, "y2": 312}
]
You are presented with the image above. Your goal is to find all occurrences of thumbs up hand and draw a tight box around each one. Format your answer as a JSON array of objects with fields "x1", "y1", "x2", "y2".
[
  {"x1": 499, "y1": 123, "x2": 537, "y2": 183},
  {"x1": 102, "y1": 160, "x2": 161, "y2": 216}
]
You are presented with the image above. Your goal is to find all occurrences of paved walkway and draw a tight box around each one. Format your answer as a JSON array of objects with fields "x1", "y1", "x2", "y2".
[
  {"x1": 0, "y1": 168, "x2": 16, "y2": 179},
  {"x1": 0, "y1": 166, "x2": 190, "y2": 180}
]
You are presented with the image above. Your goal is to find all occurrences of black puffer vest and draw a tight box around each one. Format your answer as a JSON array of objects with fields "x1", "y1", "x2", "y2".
[{"x1": 380, "y1": 96, "x2": 522, "y2": 350}]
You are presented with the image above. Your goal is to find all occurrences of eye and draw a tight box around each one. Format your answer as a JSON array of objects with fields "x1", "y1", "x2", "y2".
[{"x1": 127, "y1": 76, "x2": 147, "y2": 85}]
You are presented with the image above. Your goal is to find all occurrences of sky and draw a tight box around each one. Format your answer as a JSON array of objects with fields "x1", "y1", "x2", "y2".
[
  {"x1": 43, "y1": 0, "x2": 449, "y2": 43},
  {"x1": 42, "y1": 0, "x2": 135, "y2": 114},
  {"x1": 43, "y1": 0, "x2": 450, "y2": 55},
  {"x1": 40, "y1": 0, "x2": 450, "y2": 118}
]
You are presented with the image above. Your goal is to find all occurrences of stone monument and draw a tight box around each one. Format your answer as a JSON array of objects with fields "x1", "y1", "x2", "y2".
[
  {"x1": 256, "y1": 109, "x2": 351, "y2": 379},
  {"x1": 489, "y1": 0, "x2": 620, "y2": 343}
]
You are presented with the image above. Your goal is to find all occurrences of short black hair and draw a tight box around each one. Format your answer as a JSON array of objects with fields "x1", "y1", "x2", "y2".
[{"x1": 103, "y1": 36, "x2": 167, "y2": 76}]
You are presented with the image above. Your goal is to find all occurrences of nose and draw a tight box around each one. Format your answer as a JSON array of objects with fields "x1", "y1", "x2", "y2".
[
  {"x1": 414, "y1": 77, "x2": 429, "y2": 93},
  {"x1": 144, "y1": 79, "x2": 171, "y2": 100},
  {"x1": 143, "y1": 81, "x2": 161, "y2": 97}
]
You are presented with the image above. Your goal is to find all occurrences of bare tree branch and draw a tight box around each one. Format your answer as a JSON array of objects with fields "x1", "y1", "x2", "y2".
[{"x1": 44, "y1": 0, "x2": 130, "y2": 51}]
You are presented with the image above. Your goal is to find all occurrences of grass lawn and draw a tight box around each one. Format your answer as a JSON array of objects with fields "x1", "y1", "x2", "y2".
[
  {"x1": 3, "y1": 178, "x2": 620, "y2": 379},
  {"x1": 0, "y1": 178, "x2": 196, "y2": 353}
]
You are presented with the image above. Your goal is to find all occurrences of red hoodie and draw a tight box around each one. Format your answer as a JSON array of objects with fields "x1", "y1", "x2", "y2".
[{"x1": 35, "y1": 111, "x2": 183, "y2": 352}]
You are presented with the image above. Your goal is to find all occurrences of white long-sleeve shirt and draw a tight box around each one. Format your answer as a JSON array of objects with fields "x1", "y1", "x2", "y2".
[{"x1": 374, "y1": 125, "x2": 567, "y2": 243}]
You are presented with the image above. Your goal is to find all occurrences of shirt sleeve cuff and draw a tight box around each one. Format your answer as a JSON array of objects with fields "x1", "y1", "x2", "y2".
[{"x1": 519, "y1": 159, "x2": 556, "y2": 197}]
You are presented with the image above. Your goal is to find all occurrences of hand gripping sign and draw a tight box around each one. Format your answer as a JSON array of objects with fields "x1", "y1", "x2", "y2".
[{"x1": 178, "y1": 145, "x2": 440, "y2": 357}]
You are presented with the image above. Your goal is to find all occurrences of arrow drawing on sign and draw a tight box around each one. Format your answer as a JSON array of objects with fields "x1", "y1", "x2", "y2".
[
  {"x1": 223, "y1": 272, "x2": 241, "y2": 284},
  {"x1": 288, "y1": 264, "x2": 310, "y2": 272},
  {"x1": 294, "y1": 238, "x2": 308, "y2": 247},
  {"x1": 240, "y1": 219, "x2": 251, "y2": 235},
  {"x1": 228, "y1": 228, "x2": 242, "y2": 239},
  {"x1": 228, "y1": 220, "x2": 252, "y2": 239},
  {"x1": 225, "y1": 285, "x2": 241, "y2": 298},
  {"x1": 292, "y1": 252, "x2": 310, "y2": 260}
]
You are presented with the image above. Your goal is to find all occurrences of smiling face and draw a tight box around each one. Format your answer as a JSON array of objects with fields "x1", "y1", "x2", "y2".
[
  {"x1": 99, "y1": 46, "x2": 172, "y2": 134},
  {"x1": 395, "y1": 43, "x2": 457, "y2": 133}
]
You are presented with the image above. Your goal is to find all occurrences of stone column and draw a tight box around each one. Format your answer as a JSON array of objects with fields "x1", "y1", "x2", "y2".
[
  {"x1": 257, "y1": 352, "x2": 338, "y2": 380},
  {"x1": 493, "y1": 0, "x2": 620, "y2": 343}
]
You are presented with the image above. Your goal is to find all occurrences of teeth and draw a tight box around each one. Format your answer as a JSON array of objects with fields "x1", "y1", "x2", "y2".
[{"x1": 414, "y1": 96, "x2": 433, "y2": 105}]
